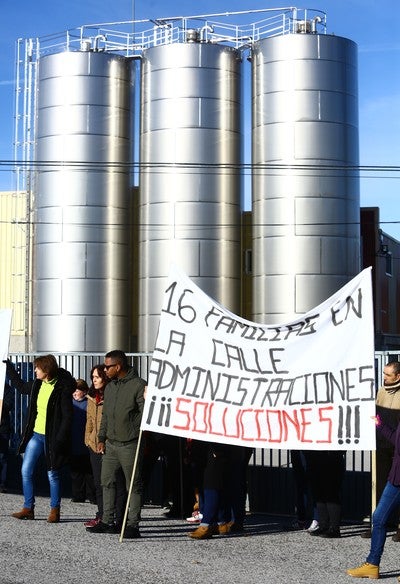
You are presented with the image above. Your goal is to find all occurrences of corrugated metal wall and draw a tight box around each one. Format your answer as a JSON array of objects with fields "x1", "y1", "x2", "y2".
[{"x1": 0, "y1": 191, "x2": 28, "y2": 349}]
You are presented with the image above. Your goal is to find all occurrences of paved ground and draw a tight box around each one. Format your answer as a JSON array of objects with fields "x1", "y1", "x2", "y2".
[{"x1": 0, "y1": 492, "x2": 399, "y2": 584}]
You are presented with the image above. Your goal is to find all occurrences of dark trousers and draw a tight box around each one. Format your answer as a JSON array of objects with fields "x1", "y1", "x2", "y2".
[
  {"x1": 305, "y1": 450, "x2": 345, "y2": 531},
  {"x1": 70, "y1": 453, "x2": 95, "y2": 502},
  {"x1": 89, "y1": 449, "x2": 127, "y2": 524},
  {"x1": 101, "y1": 439, "x2": 143, "y2": 528}
]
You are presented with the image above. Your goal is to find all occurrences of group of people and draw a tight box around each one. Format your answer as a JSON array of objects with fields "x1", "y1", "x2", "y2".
[
  {"x1": 290, "y1": 361, "x2": 400, "y2": 580},
  {"x1": 347, "y1": 361, "x2": 400, "y2": 580},
  {"x1": 4, "y1": 350, "x2": 145, "y2": 538},
  {"x1": 3, "y1": 354, "x2": 400, "y2": 574}
]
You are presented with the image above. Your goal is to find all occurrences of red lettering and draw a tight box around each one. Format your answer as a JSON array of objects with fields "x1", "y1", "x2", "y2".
[
  {"x1": 208, "y1": 402, "x2": 224, "y2": 437},
  {"x1": 222, "y1": 406, "x2": 240, "y2": 438},
  {"x1": 265, "y1": 410, "x2": 283, "y2": 443},
  {"x1": 282, "y1": 409, "x2": 301, "y2": 441},
  {"x1": 299, "y1": 408, "x2": 313, "y2": 443},
  {"x1": 239, "y1": 409, "x2": 256, "y2": 442},
  {"x1": 173, "y1": 398, "x2": 337, "y2": 447},
  {"x1": 193, "y1": 401, "x2": 208, "y2": 434},
  {"x1": 254, "y1": 409, "x2": 265, "y2": 441},
  {"x1": 173, "y1": 397, "x2": 191, "y2": 431},
  {"x1": 316, "y1": 406, "x2": 334, "y2": 443}
]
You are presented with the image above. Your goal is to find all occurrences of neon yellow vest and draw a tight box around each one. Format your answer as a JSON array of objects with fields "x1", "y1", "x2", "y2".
[{"x1": 33, "y1": 379, "x2": 56, "y2": 434}]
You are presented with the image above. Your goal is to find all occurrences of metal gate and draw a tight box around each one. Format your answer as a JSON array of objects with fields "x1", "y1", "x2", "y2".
[{"x1": 5, "y1": 351, "x2": 398, "y2": 520}]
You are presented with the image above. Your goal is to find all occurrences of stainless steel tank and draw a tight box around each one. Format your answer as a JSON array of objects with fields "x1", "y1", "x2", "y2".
[
  {"x1": 138, "y1": 41, "x2": 242, "y2": 352},
  {"x1": 252, "y1": 32, "x2": 360, "y2": 324},
  {"x1": 33, "y1": 49, "x2": 133, "y2": 352}
]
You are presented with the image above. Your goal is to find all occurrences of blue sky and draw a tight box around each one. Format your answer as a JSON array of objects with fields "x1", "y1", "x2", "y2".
[{"x1": 1, "y1": 1, "x2": 399, "y2": 236}]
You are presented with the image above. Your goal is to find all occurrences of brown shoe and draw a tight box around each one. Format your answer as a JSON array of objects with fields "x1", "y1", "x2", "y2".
[
  {"x1": 188, "y1": 525, "x2": 214, "y2": 539},
  {"x1": 218, "y1": 522, "x2": 232, "y2": 535},
  {"x1": 12, "y1": 507, "x2": 35, "y2": 520},
  {"x1": 47, "y1": 507, "x2": 60, "y2": 523}
]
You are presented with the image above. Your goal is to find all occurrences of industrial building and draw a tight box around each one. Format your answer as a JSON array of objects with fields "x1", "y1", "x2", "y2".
[{"x1": 2, "y1": 6, "x2": 395, "y2": 353}]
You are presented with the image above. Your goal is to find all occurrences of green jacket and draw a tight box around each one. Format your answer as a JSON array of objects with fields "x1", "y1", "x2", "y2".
[{"x1": 98, "y1": 367, "x2": 145, "y2": 443}]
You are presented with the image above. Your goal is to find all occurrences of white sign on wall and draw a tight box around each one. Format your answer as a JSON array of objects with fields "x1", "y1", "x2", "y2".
[
  {"x1": 0, "y1": 309, "x2": 12, "y2": 419},
  {"x1": 141, "y1": 266, "x2": 376, "y2": 451}
]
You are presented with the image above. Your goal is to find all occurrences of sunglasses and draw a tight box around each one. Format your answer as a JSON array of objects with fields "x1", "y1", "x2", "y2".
[{"x1": 104, "y1": 363, "x2": 118, "y2": 370}]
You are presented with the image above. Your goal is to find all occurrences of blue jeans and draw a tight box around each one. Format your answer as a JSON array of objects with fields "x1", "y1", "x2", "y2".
[
  {"x1": 367, "y1": 481, "x2": 400, "y2": 566},
  {"x1": 201, "y1": 488, "x2": 230, "y2": 525},
  {"x1": 22, "y1": 432, "x2": 60, "y2": 509}
]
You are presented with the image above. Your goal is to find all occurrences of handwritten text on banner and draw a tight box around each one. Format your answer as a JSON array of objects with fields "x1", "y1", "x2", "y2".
[{"x1": 141, "y1": 267, "x2": 375, "y2": 451}]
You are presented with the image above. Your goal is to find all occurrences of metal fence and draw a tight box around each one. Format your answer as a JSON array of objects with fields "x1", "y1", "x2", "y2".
[
  {"x1": 7, "y1": 352, "x2": 151, "y2": 451},
  {"x1": 5, "y1": 350, "x2": 399, "y2": 519}
]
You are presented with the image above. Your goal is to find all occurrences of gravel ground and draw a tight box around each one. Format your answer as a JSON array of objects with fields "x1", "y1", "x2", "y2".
[{"x1": 0, "y1": 492, "x2": 399, "y2": 584}]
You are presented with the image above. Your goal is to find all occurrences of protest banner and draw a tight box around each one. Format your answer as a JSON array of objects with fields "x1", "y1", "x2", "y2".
[
  {"x1": 0, "y1": 309, "x2": 12, "y2": 420},
  {"x1": 141, "y1": 266, "x2": 375, "y2": 451}
]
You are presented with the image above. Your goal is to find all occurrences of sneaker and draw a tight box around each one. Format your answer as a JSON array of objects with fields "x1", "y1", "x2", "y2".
[
  {"x1": 123, "y1": 525, "x2": 141, "y2": 539},
  {"x1": 307, "y1": 520, "x2": 319, "y2": 532},
  {"x1": 188, "y1": 525, "x2": 214, "y2": 539},
  {"x1": 346, "y1": 562, "x2": 379, "y2": 579},
  {"x1": 186, "y1": 511, "x2": 203, "y2": 523},
  {"x1": 86, "y1": 521, "x2": 118, "y2": 534},
  {"x1": 84, "y1": 517, "x2": 101, "y2": 528}
]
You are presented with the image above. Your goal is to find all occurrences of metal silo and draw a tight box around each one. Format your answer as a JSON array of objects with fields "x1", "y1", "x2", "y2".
[
  {"x1": 33, "y1": 49, "x2": 133, "y2": 352},
  {"x1": 138, "y1": 40, "x2": 242, "y2": 352},
  {"x1": 252, "y1": 32, "x2": 360, "y2": 324}
]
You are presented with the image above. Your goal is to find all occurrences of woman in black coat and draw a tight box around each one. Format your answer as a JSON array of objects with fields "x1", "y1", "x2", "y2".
[{"x1": 5, "y1": 355, "x2": 75, "y2": 522}]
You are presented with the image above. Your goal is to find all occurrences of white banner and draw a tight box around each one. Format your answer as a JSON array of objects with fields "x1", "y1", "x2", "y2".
[
  {"x1": 0, "y1": 309, "x2": 12, "y2": 419},
  {"x1": 142, "y1": 266, "x2": 376, "y2": 451}
]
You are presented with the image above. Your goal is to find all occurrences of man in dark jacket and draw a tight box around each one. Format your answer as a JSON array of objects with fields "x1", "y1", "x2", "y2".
[
  {"x1": 5, "y1": 355, "x2": 74, "y2": 522},
  {"x1": 87, "y1": 350, "x2": 146, "y2": 539}
]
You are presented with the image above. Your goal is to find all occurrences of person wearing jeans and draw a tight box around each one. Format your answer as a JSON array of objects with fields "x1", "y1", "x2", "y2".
[
  {"x1": 347, "y1": 413, "x2": 400, "y2": 579},
  {"x1": 188, "y1": 443, "x2": 233, "y2": 539},
  {"x1": 21, "y1": 431, "x2": 61, "y2": 509},
  {"x1": 5, "y1": 355, "x2": 74, "y2": 523}
]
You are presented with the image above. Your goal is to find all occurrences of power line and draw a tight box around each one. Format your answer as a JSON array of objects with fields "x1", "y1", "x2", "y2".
[{"x1": 0, "y1": 160, "x2": 400, "y2": 172}]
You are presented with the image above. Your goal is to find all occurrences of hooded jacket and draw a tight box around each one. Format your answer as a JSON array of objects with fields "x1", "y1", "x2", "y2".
[
  {"x1": 6, "y1": 361, "x2": 75, "y2": 470},
  {"x1": 98, "y1": 367, "x2": 145, "y2": 444}
]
